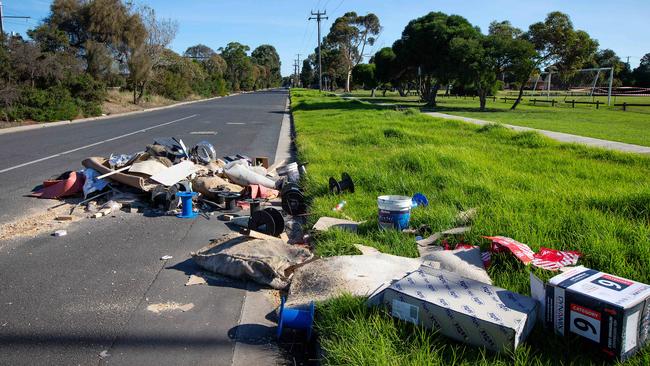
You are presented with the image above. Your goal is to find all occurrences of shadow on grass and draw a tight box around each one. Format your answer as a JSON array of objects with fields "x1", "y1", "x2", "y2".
[
  {"x1": 430, "y1": 104, "x2": 506, "y2": 114},
  {"x1": 292, "y1": 99, "x2": 387, "y2": 112}
]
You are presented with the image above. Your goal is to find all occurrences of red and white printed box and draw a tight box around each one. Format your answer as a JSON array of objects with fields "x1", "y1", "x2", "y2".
[{"x1": 543, "y1": 267, "x2": 650, "y2": 361}]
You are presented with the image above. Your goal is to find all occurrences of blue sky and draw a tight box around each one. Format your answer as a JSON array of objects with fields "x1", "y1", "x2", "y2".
[{"x1": 3, "y1": 0, "x2": 649, "y2": 76}]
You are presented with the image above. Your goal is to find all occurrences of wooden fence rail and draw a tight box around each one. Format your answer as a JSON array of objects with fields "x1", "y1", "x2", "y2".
[{"x1": 614, "y1": 102, "x2": 650, "y2": 111}]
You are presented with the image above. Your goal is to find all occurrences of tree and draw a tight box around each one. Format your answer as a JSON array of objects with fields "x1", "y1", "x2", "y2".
[
  {"x1": 220, "y1": 42, "x2": 252, "y2": 91},
  {"x1": 393, "y1": 12, "x2": 479, "y2": 106},
  {"x1": 373, "y1": 46, "x2": 412, "y2": 96},
  {"x1": 42, "y1": 0, "x2": 154, "y2": 100},
  {"x1": 588, "y1": 49, "x2": 628, "y2": 87},
  {"x1": 123, "y1": 13, "x2": 149, "y2": 104},
  {"x1": 251, "y1": 44, "x2": 281, "y2": 88},
  {"x1": 204, "y1": 54, "x2": 227, "y2": 77},
  {"x1": 450, "y1": 29, "x2": 529, "y2": 111},
  {"x1": 300, "y1": 59, "x2": 314, "y2": 88},
  {"x1": 184, "y1": 45, "x2": 228, "y2": 94},
  {"x1": 27, "y1": 23, "x2": 70, "y2": 53},
  {"x1": 325, "y1": 12, "x2": 381, "y2": 92},
  {"x1": 450, "y1": 36, "x2": 494, "y2": 111},
  {"x1": 184, "y1": 44, "x2": 215, "y2": 59},
  {"x1": 352, "y1": 63, "x2": 377, "y2": 96},
  {"x1": 510, "y1": 11, "x2": 598, "y2": 109},
  {"x1": 132, "y1": 5, "x2": 178, "y2": 103},
  {"x1": 633, "y1": 53, "x2": 650, "y2": 87}
]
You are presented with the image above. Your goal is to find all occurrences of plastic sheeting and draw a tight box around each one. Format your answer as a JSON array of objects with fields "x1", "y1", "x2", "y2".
[{"x1": 82, "y1": 168, "x2": 109, "y2": 198}]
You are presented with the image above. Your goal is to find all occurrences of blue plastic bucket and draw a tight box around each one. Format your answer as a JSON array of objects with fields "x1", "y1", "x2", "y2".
[
  {"x1": 378, "y1": 195, "x2": 412, "y2": 230},
  {"x1": 277, "y1": 297, "x2": 315, "y2": 340}
]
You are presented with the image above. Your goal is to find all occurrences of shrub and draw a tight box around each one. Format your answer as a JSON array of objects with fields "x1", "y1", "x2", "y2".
[
  {"x1": 19, "y1": 86, "x2": 79, "y2": 121},
  {"x1": 66, "y1": 73, "x2": 106, "y2": 105},
  {"x1": 150, "y1": 70, "x2": 192, "y2": 100}
]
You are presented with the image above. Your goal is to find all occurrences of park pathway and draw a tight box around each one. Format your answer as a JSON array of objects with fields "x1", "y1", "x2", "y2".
[{"x1": 425, "y1": 112, "x2": 650, "y2": 155}]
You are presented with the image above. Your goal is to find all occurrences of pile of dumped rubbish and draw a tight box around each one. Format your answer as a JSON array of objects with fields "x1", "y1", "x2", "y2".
[
  {"x1": 30, "y1": 136, "x2": 650, "y2": 362},
  {"x1": 30, "y1": 137, "x2": 306, "y2": 226}
]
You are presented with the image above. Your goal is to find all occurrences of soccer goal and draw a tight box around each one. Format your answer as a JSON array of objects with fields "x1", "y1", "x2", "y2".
[{"x1": 521, "y1": 67, "x2": 614, "y2": 105}]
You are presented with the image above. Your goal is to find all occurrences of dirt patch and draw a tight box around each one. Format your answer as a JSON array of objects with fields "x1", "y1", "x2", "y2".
[
  {"x1": 0, "y1": 203, "x2": 82, "y2": 243},
  {"x1": 0, "y1": 120, "x2": 40, "y2": 129},
  {"x1": 146, "y1": 302, "x2": 194, "y2": 313},
  {"x1": 102, "y1": 90, "x2": 182, "y2": 116}
]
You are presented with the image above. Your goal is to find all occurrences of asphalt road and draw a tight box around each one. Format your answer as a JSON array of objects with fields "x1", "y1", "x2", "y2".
[{"x1": 0, "y1": 89, "x2": 289, "y2": 365}]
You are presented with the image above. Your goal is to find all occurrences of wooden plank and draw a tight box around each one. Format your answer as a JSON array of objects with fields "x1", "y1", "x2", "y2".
[
  {"x1": 96, "y1": 165, "x2": 132, "y2": 180},
  {"x1": 239, "y1": 228, "x2": 282, "y2": 241},
  {"x1": 266, "y1": 159, "x2": 286, "y2": 175}
]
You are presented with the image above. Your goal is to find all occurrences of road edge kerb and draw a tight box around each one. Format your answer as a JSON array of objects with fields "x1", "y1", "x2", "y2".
[{"x1": 0, "y1": 89, "x2": 270, "y2": 136}]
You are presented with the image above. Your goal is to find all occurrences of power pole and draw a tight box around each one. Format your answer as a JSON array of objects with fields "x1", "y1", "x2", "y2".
[
  {"x1": 309, "y1": 10, "x2": 328, "y2": 91},
  {"x1": 296, "y1": 53, "x2": 301, "y2": 87},
  {"x1": 293, "y1": 59, "x2": 299, "y2": 87},
  {"x1": 0, "y1": 1, "x2": 31, "y2": 37}
]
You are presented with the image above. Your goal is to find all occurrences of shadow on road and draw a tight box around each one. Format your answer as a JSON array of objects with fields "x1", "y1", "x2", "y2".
[
  {"x1": 166, "y1": 257, "x2": 250, "y2": 291},
  {"x1": 0, "y1": 331, "x2": 232, "y2": 349}
]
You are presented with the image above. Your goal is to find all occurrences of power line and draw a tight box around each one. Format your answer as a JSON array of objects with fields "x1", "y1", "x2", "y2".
[
  {"x1": 0, "y1": 1, "x2": 31, "y2": 35},
  {"x1": 332, "y1": 0, "x2": 345, "y2": 14},
  {"x1": 309, "y1": 10, "x2": 328, "y2": 91}
]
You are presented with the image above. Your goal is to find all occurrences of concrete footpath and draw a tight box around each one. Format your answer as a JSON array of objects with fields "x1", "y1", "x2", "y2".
[{"x1": 425, "y1": 112, "x2": 650, "y2": 155}]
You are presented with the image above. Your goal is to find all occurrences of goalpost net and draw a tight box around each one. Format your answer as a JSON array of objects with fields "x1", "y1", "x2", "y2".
[{"x1": 517, "y1": 67, "x2": 614, "y2": 105}]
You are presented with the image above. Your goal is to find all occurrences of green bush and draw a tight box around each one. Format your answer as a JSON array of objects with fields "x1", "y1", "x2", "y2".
[
  {"x1": 210, "y1": 75, "x2": 229, "y2": 96},
  {"x1": 79, "y1": 100, "x2": 102, "y2": 117},
  {"x1": 19, "y1": 86, "x2": 79, "y2": 121},
  {"x1": 66, "y1": 73, "x2": 106, "y2": 105},
  {"x1": 150, "y1": 70, "x2": 192, "y2": 100}
]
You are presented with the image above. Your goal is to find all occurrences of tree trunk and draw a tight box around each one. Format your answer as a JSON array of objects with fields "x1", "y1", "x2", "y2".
[
  {"x1": 382, "y1": 88, "x2": 387, "y2": 97},
  {"x1": 371, "y1": 88, "x2": 376, "y2": 97},
  {"x1": 478, "y1": 88, "x2": 487, "y2": 111},
  {"x1": 419, "y1": 76, "x2": 439, "y2": 107},
  {"x1": 133, "y1": 80, "x2": 137, "y2": 105},
  {"x1": 430, "y1": 84, "x2": 440, "y2": 107},
  {"x1": 136, "y1": 81, "x2": 146, "y2": 104},
  {"x1": 345, "y1": 69, "x2": 352, "y2": 92},
  {"x1": 510, "y1": 82, "x2": 526, "y2": 110}
]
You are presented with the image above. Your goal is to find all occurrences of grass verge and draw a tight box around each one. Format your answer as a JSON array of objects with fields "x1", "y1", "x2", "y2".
[
  {"x1": 291, "y1": 88, "x2": 650, "y2": 365},
  {"x1": 349, "y1": 90, "x2": 650, "y2": 147}
]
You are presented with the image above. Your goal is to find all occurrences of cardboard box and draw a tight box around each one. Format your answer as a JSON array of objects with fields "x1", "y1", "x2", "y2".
[
  {"x1": 541, "y1": 266, "x2": 650, "y2": 360},
  {"x1": 372, "y1": 266, "x2": 538, "y2": 352}
]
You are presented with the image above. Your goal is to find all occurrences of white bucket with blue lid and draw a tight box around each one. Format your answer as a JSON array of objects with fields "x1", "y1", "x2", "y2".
[{"x1": 377, "y1": 195, "x2": 412, "y2": 230}]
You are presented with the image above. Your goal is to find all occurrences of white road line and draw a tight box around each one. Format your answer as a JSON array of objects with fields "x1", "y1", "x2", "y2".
[
  {"x1": 0, "y1": 114, "x2": 198, "y2": 174},
  {"x1": 226, "y1": 122, "x2": 246, "y2": 125}
]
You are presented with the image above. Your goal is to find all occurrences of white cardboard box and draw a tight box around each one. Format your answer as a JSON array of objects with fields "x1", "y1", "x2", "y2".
[
  {"x1": 542, "y1": 266, "x2": 650, "y2": 361},
  {"x1": 373, "y1": 266, "x2": 538, "y2": 352}
]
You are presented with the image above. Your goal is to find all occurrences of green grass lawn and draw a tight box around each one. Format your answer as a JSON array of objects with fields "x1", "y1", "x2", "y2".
[
  {"x1": 348, "y1": 90, "x2": 650, "y2": 147},
  {"x1": 292, "y1": 89, "x2": 650, "y2": 365}
]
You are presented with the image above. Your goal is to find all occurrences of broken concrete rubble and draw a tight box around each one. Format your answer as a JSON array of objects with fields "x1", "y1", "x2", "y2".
[{"x1": 312, "y1": 216, "x2": 359, "y2": 233}]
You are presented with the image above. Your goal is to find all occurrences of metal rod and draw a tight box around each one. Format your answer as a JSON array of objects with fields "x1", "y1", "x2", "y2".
[{"x1": 607, "y1": 67, "x2": 614, "y2": 106}]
